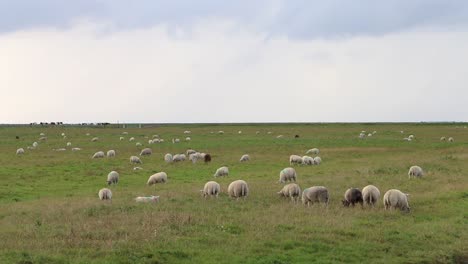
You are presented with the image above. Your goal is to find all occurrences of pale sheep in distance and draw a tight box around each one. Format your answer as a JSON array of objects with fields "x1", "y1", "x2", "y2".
[
  {"x1": 61, "y1": 133, "x2": 65, "y2": 137},
  {"x1": 133, "y1": 166, "x2": 143, "y2": 170},
  {"x1": 98, "y1": 188, "x2": 112, "y2": 200},
  {"x1": 214, "y1": 166, "x2": 229, "y2": 177},
  {"x1": 278, "y1": 183, "x2": 301, "y2": 203},
  {"x1": 302, "y1": 186, "x2": 329, "y2": 206},
  {"x1": 91, "y1": 137, "x2": 99, "y2": 142},
  {"x1": 172, "y1": 138, "x2": 180, "y2": 143},
  {"x1": 164, "y1": 153, "x2": 173, "y2": 163},
  {"x1": 54, "y1": 148, "x2": 66, "y2": 151},
  {"x1": 71, "y1": 147, "x2": 81, "y2": 152},
  {"x1": 186, "y1": 149, "x2": 197, "y2": 156},
  {"x1": 383, "y1": 189, "x2": 410, "y2": 212},
  {"x1": 92, "y1": 151, "x2": 105, "y2": 159},
  {"x1": 122, "y1": 132, "x2": 129, "y2": 135},
  {"x1": 189, "y1": 152, "x2": 204, "y2": 163},
  {"x1": 16, "y1": 148, "x2": 25, "y2": 155},
  {"x1": 440, "y1": 137, "x2": 446, "y2": 141},
  {"x1": 130, "y1": 155, "x2": 142, "y2": 164},
  {"x1": 238, "y1": 130, "x2": 242, "y2": 134},
  {"x1": 40, "y1": 132, "x2": 45, "y2": 136},
  {"x1": 306, "y1": 148, "x2": 320, "y2": 155},
  {"x1": 135, "y1": 142, "x2": 142, "y2": 147},
  {"x1": 85, "y1": 133, "x2": 90, "y2": 136},
  {"x1": 32, "y1": 142, "x2": 38, "y2": 148},
  {"x1": 276, "y1": 135, "x2": 283, "y2": 138},
  {"x1": 240, "y1": 154, "x2": 250, "y2": 162},
  {"x1": 448, "y1": 137, "x2": 454, "y2": 142},
  {"x1": 140, "y1": 148, "x2": 152, "y2": 156},
  {"x1": 342, "y1": 188, "x2": 363, "y2": 207},
  {"x1": 201, "y1": 181, "x2": 221, "y2": 198},
  {"x1": 147, "y1": 172, "x2": 168, "y2": 185},
  {"x1": 408, "y1": 135, "x2": 415, "y2": 140},
  {"x1": 66, "y1": 142, "x2": 72, "y2": 147},
  {"x1": 185, "y1": 137, "x2": 191, "y2": 141},
  {"x1": 279, "y1": 167, "x2": 297, "y2": 183},
  {"x1": 313, "y1": 156, "x2": 322, "y2": 165},
  {"x1": 362, "y1": 185, "x2": 380, "y2": 207},
  {"x1": 408, "y1": 165, "x2": 423, "y2": 179},
  {"x1": 218, "y1": 131, "x2": 225, "y2": 134},
  {"x1": 302, "y1": 156, "x2": 314, "y2": 165},
  {"x1": 148, "y1": 139, "x2": 153, "y2": 144},
  {"x1": 107, "y1": 150, "x2": 116, "y2": 158},
  {"x1": 135, "y1": 196, "x2": 160, "y2": 203},
  {"x1": 184, "y1": 130, "x2": 191, "y2": 134},
  {"x1": 107, "y1": 171, "x2": 119, "y2": 185},
  {"x1": 289, "y1": 155, "x2": 303, "y2": 165},
  {"x1": 120, "y1": 137, "x2": 125, "y2": 141},
  {"x1": 129, "y1": 137, "x2": 135, "y2": 142},
  {"x1": 39, "y1": 136, "x2": 47, "y2": 141},
  {"x1": 228, "y1": 180, "x2": 249, "y2": 199},
  {"x1": 172, "y1": 154, "x2": 186, "y2": 162}
]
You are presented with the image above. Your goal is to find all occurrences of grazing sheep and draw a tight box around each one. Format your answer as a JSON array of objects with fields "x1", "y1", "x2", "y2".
[
  {"x1": 147, "y1": 172, "x2": 168, "y2": 185},
  {"x1": 66, "y1": 142, "x2": 72, "y2": 147},
  {"x1": 71, "y1": 147, "x2": 81, "y2": 152},
  {"x1": 440, "y1": 137, "x2": 446, "y2": 141},
  {"x1": 129, "y1": 137, "x2": 135, "y2": 142},
  {"x1": 227, "y1": 180, "x2": 249, "y2": 199},
  {"x1": 185, "y1": 137, "x2": 191, "y2": 141},
  {"x1": 408, "y1": 165, "x2": 423, "y2": 179},
  {"x1": 383, "y1": 189, "x2": 410, "y2": 212},
  {"x1": 120, "y1": 137, "x2": 125, "y2": 141},
  {"x1": 91, "y1": 137, "x2": 99, "y2": 142},
  {"x1": 61, "y1": 133, "x2": 65, "y2": 137},
  {"x1": 359, "y1": 133, "x2": 366, "y2": 139},
  {"x1": 183, "y1": 131, "x2": 191, "y2": 134},
  {"x1": 214, "y1": 166, "x2": 229, "y2": 177},
  {"x1": 240, "y1": 154, "x2": 250, "y2": 162},
  {"x1": 267, "y1": 131, "x2": 272, "y2": 134},
  {"x1": 302, "y1": 156, "x2": 314, "y2": 165},
  {"x1": 313, "y1": 156, "x2": 322, "y2": 165},
  {"x1": 40, "y1": 133, "x2": 45, "y2": 136},
  {"x1": 54, "y1": 148, "x2": 66, "y2": 151},
  {"x1": 92, "y1": 151, "x2": 105, "y2": 159},
  {"x1": 164, "y1": 153, "x2": 173, "y2": 163},
  {"x1": 107, "y1": 150, "x2": 116, "y2": 158},
  {"x1": 32, "y1": 142, "x2": 38, "y2": 148},
  {"x1": 306, "y1": 148, "x2": 320, "y2": 155},
  {"x1": 122, "y1": 132, "x2": 128, "y2": 135},
  {"x1": 135, "y1": 196, "x2": 160, "y2": 203},
  {"x1": 107, "y1": 171, "x2": 119, "y2": 185},
  {"x1": 130, "y1": 155, "x2": 142, "y2": 164},
  {"x1": 201, "y1": 181, "x2": 221, "y2": 198},
  {"x1": 238, "y1": 130, "x2": 242, "y2": 134},
  {"x1": 135, "y1": 142, "x2": 142, "y2": 147},
  {"x1": 189, "y1": 152, "x2": 204, "y2": 163},
  {"x1": 148, "y1": 139, "x2": 153, "y2": 144},
  {"x1": 448, "y1": 137, "x2": 454, "y2": 142},
  {"x1": 342, "y1": 188, "x2": 364, "y2": 207},
  {"x1": 367, "y1": 133, "x2": 373, "y2": 137},
  {"x1": 16, "y1": 148, "x2": 25, "y2": 155},
  {"x1": 140, "y1": 148, "x2": 152, "y2": 156},
  {"x1": 256, "y1": 131, "x2": 260, "y2": 135},
  {"x1": 172, "y1": 138, "x2": 180, "y2": 143},
  {"x1": 362, "y1": 185, "x2": 380, "y2": 207},
  {"x1": 98, "y1": 188, "x2": 112, "y2": 200},
  {"x1": 276, "y1": 135, "x2": 283, "y2": 138},
  {"x1": 289, "y1": 155, "x2": 303, "y2": 165},
  {"x1": 204, "y1": 153, "x2": 212, "y2": 163},
  {"x1": 133, "y1": 167, "x2": 143, "y2": 170},
  {"x1": 218, "y1": 131, "x2": 224, "y2": 134},
  {"x1": 85, "y1": 133, "x2": 90, "y2": 136},
  {"x1": 173, "y1": 154, "x2": 186, "y2": 162},
  {"x1": 159, "y1": 139, "x2": 165, "y2": 143},
  {"x1": 302, "y1": 186, "x2": 329, "y2": 206},
  {"x1": 39, "y1": 136, "x2": 47, "y2": 141},
  {"x1": 186, "y1": 149, "x2": 197, "y2": 156},
  {"x1": 403, "y1": 137, "x2": 412, "y2": 141},
  {"x1": 408, "y1": 135, "x2": 415, "y2": 140},
  {"x1": 277, "y1": 183, "x2": 301, "y2": 202},
  {"x1": 279, "y1": 167, "x2": 297, "y2": 183}
]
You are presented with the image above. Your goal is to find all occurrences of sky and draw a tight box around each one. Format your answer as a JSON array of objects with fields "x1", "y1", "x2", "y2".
[{"x1": 1, "y1": 0, "x2": 468, "y2": 123}]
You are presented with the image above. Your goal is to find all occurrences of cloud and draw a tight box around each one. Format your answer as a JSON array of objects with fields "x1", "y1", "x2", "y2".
[{"x1": 0, "y1": 21, "x2": 467, "y2": 123}]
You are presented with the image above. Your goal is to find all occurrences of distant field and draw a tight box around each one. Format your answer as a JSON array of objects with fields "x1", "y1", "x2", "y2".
[{"x1": 0, "y1": 123, "x2": 467, "y2": 264}]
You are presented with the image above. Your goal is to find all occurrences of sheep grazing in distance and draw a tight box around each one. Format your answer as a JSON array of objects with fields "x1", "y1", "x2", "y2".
[
  {"x1": 218, "y1": 131, "x2": 224, "y2": 134},
  {"x1": 306, "y1": 148, "x2": 320, "y2": 155},
  {"x1": 91, "y1": 137, "x2": 99, "y2": 142},
  {"x1": 362, "y1": 185, "x2": 380, "y2": 207},
  {"x1": 184, "y1": 130, "x2": 191, "y2": 134},
  {"x1": 39, "y1": 137, "x2": 47, "y2": 141},
  {"x1": 173, "y1": 154, "x2": 186, "y2": 162},
  {"x1": 186, "y1": 149, "x2": 197, "y2": 156},
  {"x1": 107, "y1": 150, "x2": 116, "y2": 158},
  {"x1": 164, "y1": 153, "x2": 173, "y2": 163},
  {"x1": 71, "y1": 147, "x2": 81, "y2": 152},
  {"x1": 130, "y1": 156, "x2": 142, "y2": 164},
  {"x1": 189, "y1": 152, "x2": 204, "y2": 163},
  {"x1": 240, "y1": 154, "x2": 250, "y2": 162},
  {"x1": 32, "y1": 142, "x2": 38, "y2": 148},
  {"x1": 278, "y1": 183, "x2": 301, "y2": 203},
  {"x1": 98, "y1": 188, "x2": 112, "y2": 200},
  {"x1": 408, "y1": 165, "x2": 423, "y2": 179},
  {"x1": 228, "y1": 180, "x2": 249, "y2": 199},
  {"x1": 204, "y1": 153, "x2": 212, "y2": 163},
  {"x1": 201, "y1": 181, "x2": 221, "y2": 198},
  {"x1": 133, "y1": 166, "x2": 143, "y2": 170},
  {"x1": 214, "y1": 166, "x2": 229, "y2": 177},
  {"x1": 276, "y1": 135, "x2": 283, "y2": 138},
  {"x1": 403, "y1": 137, "x2": 412, "y2": 141},
  {"x1": 383, "y1": 189, "x2": 410, "y2": 212},
  {"x1": 367, "y1": 133, "x2": 373, "y2": 137},
  {"x1": 148, "y1": 139, "x2": 153, "y2": 144},
  {"x1": 54, "y1": 148, "x2": 66, "y2": 151},
  {"x1": 289, "y1": 155, "x2": 303, "y2": 165},
  {"x1": 448, "y1": 137, "x2": 454, "y2": 142},
  {"x1": 107, "y1": 171, "x2": 119, "y2": 185},
  {"x1": 147, "y1": 172, "x2": 168, "y2": 185},
  {"x1": 342, "y1": 188, "x2": 364, "y2": 207},
  {"x1": 135, "y1": 142, "x2": 142, "y2": 147},
  {"x1": 16, "y1": 148, "x2": 25, "y2": 155},
  {"x1": 279, "y1": 167, "x2": 297, "y2": 183},
  {"x1": 40, "y1": 133, "x2": 45, "y2": 136},
  {"x1": 440, "y1": 137, "x2": 446, "y2": 141},
  {"x1": 140, "y1": 148, "x2": 152, "y2": 156},
  {"x1": 120, "y1": 137, "x2": 125, "y2": 141},
  {"x1": 122, "y1": 132, "x2": 128, "y2": 135},
  {"x1": 92, "y1": 151, "x2": 105, "y2": 159},
  {"x1": 313, "y1": 157, "x2": 322, "y2": 165},
  {"x1": 135, "y1": 196, "x2": 160, "y2": 203},
  {"x1": 359, "y1": 133, "x2": 366, "y2": 139},
  {"x1": 85, "y1": 133, "x2": 90, "y2": 136},
  {"x1": 302, "y1": 156, "x2": 314, "y2": 165},
  {"x1": 302, "y1": 186, "x2": 329, "y2": 207},
  {"x1": 408, "y1": 135, "x2": 415, "y2": 140},
  {"x1": 129, "y1": 137, "x2": 135, "y2": 142},
  {"x1": 172, "y1": 138, "x2": 180, "y2": 143},
  {"x1": 66, "y1": 142, "x2": 72, "y2": 147},
  {"x1": 185, "y1": 137, "x2": 191, "y2": 141},
  {"x1": 238, "y1": 131, "x2": 242, "y2": 134},
  {"x1": 61, "y1": 133, "x2": 65, "y2": 137},
  {"x1": 256, "y1": 131, "x2": 260, "y2": 135}
]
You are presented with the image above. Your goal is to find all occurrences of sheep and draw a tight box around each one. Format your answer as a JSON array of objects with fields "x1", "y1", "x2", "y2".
[
  {"x1": 238, "y1": 130, "x2": 242, "y2": 134},
  {"x1": 122, "y1": 132, "x2": 128, "y2": 135},
  {"x1": 201, "y1": 181, "x2": 221, "y2": 198},
  {"x1": 359, "y1": 133, "x2": 366, "y2": 139},
  {"x1": 240, "y1": 154, "x2": 250, "y2": 162},
  {"x1": 135, "y1": 142, "x2": 142, "y2": 147},
  {"x1": 214, "y1": 166, "x2": 229, "y2": 177},
  {"x1": 227, "y1": 180, "x2": 249, "y2": 199},
  {"x1": 91, "y1": 137, "x2": 99, "y2": 142},
  {"x1": 107, "y1": 171, "x2": 119, "y2": 185},
  {"x1": 54, "y1": 148, "x2": 66, "y2": 151},
  {"x1": 147, "y1": 172, "x2": 168, "y2": 185},
  {"x1": 148, "y1": 139, "x2": 153, "y2": 144},
  {"x1": 362, "y1": 185, "x2": 380, "y2": 207},
  {"x1": 267, "y1": 131, "x2": 272, "y2": 134},
  {"x1": 66, "y1": 142, "x2": 72, "y2": 147},
  {"x1": 186, "y1": 149, "x2": 197, "y2": 156},
  {"x1": 133, "y1": 166, "x2": 143, "y2": 170},
  {"x1": 61, "y1": 133, "x2": 65, "y2": 137},
  {"x1": 129, "y1": 137, "x2": 135, "y2": 142},
  {"x1": 277, "y1": 183, "x2": 301, "y2": 203},
  {"x1": 204, "y1": 153, "x2": 212, "y2": 163},
  {"x1": 135, "y1": 196, "x2": 160, "y2": 203},
  {"x1": 173, "y1": 154, "x2": 186, "y2": 162},
  {"x1": 218, "y1": 131, "x2": 224, "y2": 134},
  {"x1": 256, "y1": 131, "x2": 260, "y2": 135},
  {"x1": 302, "y1": 186, "x2": 329, "y2": 206},
  {"x1": 159, "y1": 139, "x2": 164, "y2": 143},
  {"x1": 448, "y1": 137, "x2": 454, "y2": 142},
  {"x1": 408, "y1": 135, "x2": 415, "y2": 140},
  {"x1": 92, "y1": 151, "x2": 105, "y2": 159},
  {"x1": 342, "y1": 188, "x2": 364, "y2": 207},
  {"x1": 189, "y1": 152, "x2": 204, "y2": 163},
  {"x1": 40, "y1": 133, "x2": 45, "y2": 136},
  {"x1": 302, "y1": 156, "x2": 314, "y2": 165},
  {"x1": 39, "y1": 136, "x2": 47, "y2": 141},
  {"x1": 32, "y1": 142, "x2": 38, "y2": 148},
  {"x1": 440, "y1": 137, "x2": 446, "y2": 141},
  {"x1": 367, "y1": 133, "x2": 373, "y2": 137},
  {"x1": 276, "y1": 135, "x2": 283, "y2": 138},
  {"x1": 130, "y1": 155, "x2": 142, "y2": 164},
  {"x1": 172, "y1": 138, "x2": 180, "y2": 143},
  {"x1": 164, "y1": 153, "x2": 173, "y2": 163},
  {"x1": 383, "y1": 189, "x2": 410, "y2": 212},
  {"x1": 313, "y1": 156, "x2": 322, "y2": 165},
  {"x1": 85, "y1": 133, "x2": 90, "y2": 136},
  {"x1": 306, "y1": 148, "x2": 320, "y2": 155},
  {"x1": 184, "y1": 130, "x2": 191, "y2": 134},
  {"x1": 140, "y1": 148, "x2": 152, "y2": 156},
  {"x1": 107, "y1": 150, "x2": 116, "y2": 158},
  {"x1": 408, "y1": 165, "x2": 423, "y2": 179},
  {"x1": 71, "y1": 147, "x2": 81, "y2": 152},
  {"x1": 289, "y1": 155, "x2": 303, "y2": 165},
  {"x1": 403, "y1": 137, "x2": 412, "y2": 141},
  {"x1": 98, "y1": 188, "x2": 112, "y2": 200},
  {"x1": 16, "y1": 148, "x2": 25, "y2": 155},
  {"x1": 185, "y1": 137, "x2": 191, "y2": 141},
  {"x1": 279, "y1": 167, "x2": 297, "y2": 183},
  {"x1": 120, "y1": 137, "x2": 125, "y2": 141}
]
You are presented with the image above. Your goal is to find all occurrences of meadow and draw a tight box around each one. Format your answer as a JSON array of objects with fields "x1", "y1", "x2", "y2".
[{"x1": 0, "y1": 123, "x2": 467, "y2": 264}]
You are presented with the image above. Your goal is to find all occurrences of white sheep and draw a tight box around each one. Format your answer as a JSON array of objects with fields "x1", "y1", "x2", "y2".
[
  {"x1": 54, "y1": 148, "x2": 66, "y2": 151},
  {"x1": 39, "y1": 137, "x2": 47, "y2": 141},
  {"x1": 85, "y1": 133, "x2": 90, "y2": 136},
  {"x1": 107, "y1": 150, "x2": 116, "y2": 158},
  {"x1": 302, "y1": 156, "x2": 314, "y2": 165},
  {"x1": 408, "y1": 165, "x2": 423, "y2": 179},
  {"x1": 66, "y1": 142, "x2": 72, "y2": 147},
  {"x1": 408, "y1": 135, "x2": 415, "y2": 140},
  {"x1": 228, "y1": 180, "x2": 249, "y2": 199},
  {"x1": 98, "y1": 188, "x2": 112, "y2": 200},
  {"x1": 172, "y1": 138, "x2": 180, "y2": 143},
  {"x1": 279, "y1": 167, "x2": 297, "y2": 183},
  {"x1": 120, "y1": 137, "x2": 125, "y2": 141},
  {"x1": 135, "y1": 142, "x2": 142, "y2": 147},
  {"x1": 201, "y1": 181, "x2": 221, "y2": 198},
  {"x1": 186, "y1": 149, "x2": 197, "y2": 156},
  {"x1": 359, "y1": 133, "x2": 366, "y2": 139},
  {"x1": 107, "y1": 171, "x2": 119, "y2": 185},
  {"x1": 173, "y1": 154, "x2": 186, "y2": 162},
  {"x1": 362, "y1": 185, "x2": 380, "y2": 207},
  {"x1": 240, "y1": 154, "x2": 250, "y2": 162},
  {"x1": 313, "y1": 156, "x2": 322, "y2": 165},
  {"x1": 164, "y1": 153, "x2": 173, "y2": 163},
  {"x1": 61, "y1": 133, "x2": 65, "y2": 137},
  {"x1": 40, "y1": 133, "x2": 45, "y2": 136},
  {"x1": 448, "y1": 137, "x2": 454, "y2": 142},
  {"x1": 129, "y1": 137, "x2": 135, "y2": 142},
  {"x1": 184, "y1": 131, "x2": 191, "y2": 134},
  {"x1": 189, "y1": 152, "x2": 204, "y2": 163},
  {"x1": 135, "y1": 196, "x2": 160, "y2": 203},
  {"x1": 218, "y1": 131, "x2": 225, "y2": 134},
  {"x1": 277, "y1": 183, "x2": 301, "y2": 203},
  {"x1": 367, "y1": 133, "x2": 373, "y2": 137},
  {"x1": 185, "y1": 137, "x2": 191, "y2": 141},
  {"x1": 238, "y1": 130, "x2": 242, "y2": 134},
  {"x1": 214, "y1": 166, "x2": 229, "y2": 177},
  {"x1": 148, "y1": 139, "x2": 153, "y2": 144},
  {"x1": 130, "y1": 155, "x2": 142, "y2": 164},
  {"x1": 133, "y1": 166, "x2": 143, "y2": 170},
  {"x1": 91, "y1": 137, "x2": 99, "y2": 142},
  {"x1": 289, "y1": 155, "x2": 303, "y2": 165},
  {"x1": 440, "y1": 137, "x2": 446, "y2": 141},
  {"x1": 71, "y1": 147, "x2": 81, "y2": 152},
  {"x1": 147, "y1": 172, "x2": 168, "y2": 185},
  {"x1": 306, "y1": 148, "x2": 320, "y2": 155},
  {"x1": 383, "y1": 189, "x2": 410, "y2": 212},
  {"x1": 302, "y1": 186, "x2": 329, "y2": 206},
  {"x1": 92, "y1": 151, "x2": 105, "y2": 159},
  {"x1": 122, "y1": 132, "x2": 128, "y2": 135},
  {"x1": 140, "y1": 148, "x2": 152, "y2": 156},
  {"x1": 256, "y1": 131, "x2": 260, "y2": 135},
  {"x1": 276, "y1": 135, "x2": 283, "y2": 138},
  {"x1": 32, "y1": 142, "x2": 38, "y2": 148},
  {"x1": 16, "y1": 148, "x2": 25, "y2": 155}
]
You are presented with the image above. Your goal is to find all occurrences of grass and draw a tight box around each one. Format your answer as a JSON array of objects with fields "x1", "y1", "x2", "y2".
[{"x1": 0, "y1": 123, "x2": 467, "y2": 263}]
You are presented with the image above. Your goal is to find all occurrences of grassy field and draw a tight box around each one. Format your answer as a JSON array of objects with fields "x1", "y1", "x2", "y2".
[{"x1": 0, "y1": 123, "x2": 467, "y2": 264}]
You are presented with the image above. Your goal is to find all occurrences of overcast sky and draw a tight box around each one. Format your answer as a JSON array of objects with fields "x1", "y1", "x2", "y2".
[{"x1": 1, "y1": 0, "x2": 468, "y2": 123}]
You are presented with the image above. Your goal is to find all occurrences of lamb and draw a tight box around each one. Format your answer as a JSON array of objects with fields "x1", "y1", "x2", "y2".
[
  {"x1": 227, "y1": 180, "x2": 249, "y2": 199},
  {"x1": 71, "y1": 147, "x2": 81, "y2": 152},
  {"x1": 173, "y1": 154, "x2": 186, "y2": 162},
  {"x1": 302, "y1": 186, "x2": 329, "y2": 206},
  {"x1": 214, "y1": 166, "x2": 229, "y2": 177},
  {"x1": 313, "y1": 156, "x2": 322, "y2": 165},
  {"x1": 408, "y1": 165, "x2": 423, "y2": 179},
  {"x1": 130, "y1": 155, "x2": 142, "y2": 164},
  {"x1": 289, "y1": 155, "x2": 303, "y2": 165},
  {"x1": 140, "y1": 148, "x2": 152, "y2": 156},
  {"x1": 448, "y1": 137, "x2": 454, "y2": 142},
  {"x1": 383, "y1": 189, "x2": 410, "y2": 212},
  {"x1": 92, "y1": 151, "x2": 105, "y2": 159},
  {"x1": 91, "y1": 137, "x2": 99, "y2": 142},
  {"x1": 98, "y1": 188, "x2": 112, "y2": 200},
  {"x1": 16, "y1": 148, "x2": 25, "y2": 155},
  {"x1": 342, "y1": 188, "x2": 363, "y2": 207},
  {"x1": 306, "y1": 148, "x2": 320, "y2": 155},
  {"x1": 240, "y1": 154, "x2": 250, "y2": 162},
  {"x1": 54, "y1": 148, "x2": 66, "y2": 151},
  {"x1": 107, "y1": 150, "x2": 116, "y2": 157},
  {"x1": 277, "y1": 183, "x2": 301, "y2": 202},
  {"x1": 147, "y1": 172, "x2": 167, "y2": 185},
  {"x1": 362, "y1": 185, "x2": 380, "y2": 207},
  {"x1": 135, "y1": 195, "x2": 160, "y2": 203},
  {"x1": 279, "y1": 167, "x2": 297, "y2": 183},
  {"x1": 201, "y1": 181, "x2": 221, "y2": 198},
  {"x1": 107, "y1": 171, "x2": 119, "y2": 185},
  {"x1": 164, "y1": 153, "x2": 173, "y2": 163},
  {"x1": 302, "y1": 156, "x2": 314, "y2": 165}
]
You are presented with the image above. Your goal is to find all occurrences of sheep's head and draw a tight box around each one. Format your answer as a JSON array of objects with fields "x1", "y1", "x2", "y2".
[{"x1": 342, "y1": 199, "x2": 350, "y2": 207}]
